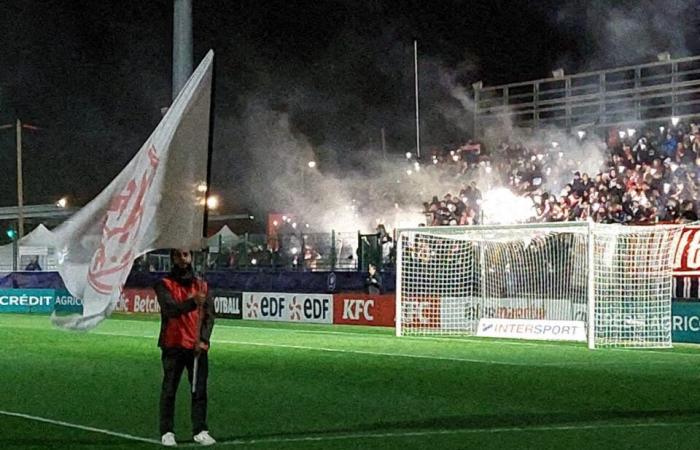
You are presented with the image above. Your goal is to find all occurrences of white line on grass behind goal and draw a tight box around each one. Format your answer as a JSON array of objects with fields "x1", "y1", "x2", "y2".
[
  {"x1": 91, "y1": 330, "x2": 688, "y2": 369},
  {"x1": 115, "y1": 319, "x2": 700, "y2": 357},
  {"x1": 178, "y1": 418, "x2": 700, "y2": 447},
  {"x1": 0, "y1": 410, "x2": 160, "y2": 445},
  {"x1": 3, "y1": 318, "x2": 700, "y2": 362},
  {"x1": 92, "y1": 331, "x2": 545, "y2": 367}
]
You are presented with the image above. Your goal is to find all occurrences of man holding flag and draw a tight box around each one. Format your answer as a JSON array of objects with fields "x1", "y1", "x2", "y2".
[
  {"x1": 49, "y1": 50, "x2": 214, "y2": 331},
  {"x1": 40, "y1": 50, "x2": 218, "y2": 444},
  {"x1": 155, "y1": 248, "x2": 215, "y2": 446}
]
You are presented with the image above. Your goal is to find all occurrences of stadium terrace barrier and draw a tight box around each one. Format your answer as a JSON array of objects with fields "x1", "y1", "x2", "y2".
[
  {"x1": 125, "y1": 270, "x2": 396, "y2": 294},
  {"x1": 473, "y1": 54, "x2": 700, "y2": 135},
  {"x1": 0, "y1": 271, "x2": 65, "y2": 289}
]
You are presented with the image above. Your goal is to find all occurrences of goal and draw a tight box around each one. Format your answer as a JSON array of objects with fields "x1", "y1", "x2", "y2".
[{"x1": 395, "y1": 221, "x2": 682, "y2": 349}]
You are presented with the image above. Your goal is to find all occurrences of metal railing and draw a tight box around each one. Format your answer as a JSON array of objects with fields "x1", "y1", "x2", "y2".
[
  {"x1": 0, "y1": 231, "x2": 395, "y2": 274},
  {"x1": 474, "y1": 55, "x2": 700, "y2": 136},
  {"x1": 129, "y1": 231, "x2": 394, "y2": 273}
]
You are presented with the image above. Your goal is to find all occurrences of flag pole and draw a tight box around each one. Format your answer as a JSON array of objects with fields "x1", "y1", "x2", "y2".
[
  {"x1": 201, "y1": 54, "x2": 216, "y2": 261},
  {"x1": 193, "y1": 54, "x2": 216, "y2": 395}
]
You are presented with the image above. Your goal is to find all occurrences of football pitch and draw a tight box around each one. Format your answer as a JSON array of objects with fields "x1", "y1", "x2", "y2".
[{"x1": 2, "y1": 314, "x2": 700, "y2": 449}]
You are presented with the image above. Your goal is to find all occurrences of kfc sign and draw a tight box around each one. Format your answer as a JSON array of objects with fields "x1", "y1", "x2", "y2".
[
  {"x1": 333, "y1": 294, "x2": 395, "y2": 326},
  {"x1": 401, "y1": 296, "x2": 441, "y2": 329}
]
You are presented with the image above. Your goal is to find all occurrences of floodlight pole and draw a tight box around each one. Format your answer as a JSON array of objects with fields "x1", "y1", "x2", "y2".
[
  {"x1": 381, "y1": 127, "x2": 387, "y2": 160},
  {"x1": 414, "y1": 40, "x2": 421, "y2": 159},
  {"x1": 173, "y1": 0, "x2": 193, "y2": 100},
  {"x1": 1, "y1": 119, "x2": 40, "y2": 245},
  {"x1": 16, "y1": 119, "x2": 24, "y2": 240}
]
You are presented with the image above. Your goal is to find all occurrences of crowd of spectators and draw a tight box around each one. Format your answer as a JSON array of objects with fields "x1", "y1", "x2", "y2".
[{"x1": 423, "y1": 118, "x2": 700, "y2": 225}]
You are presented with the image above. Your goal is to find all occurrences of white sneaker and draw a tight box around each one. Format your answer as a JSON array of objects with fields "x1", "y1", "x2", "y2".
[
  {"x1": 161, "y1": 432, "x2": 177, "y2": 447},
  {"x1": 193, "y1": 430, "x2": 216, "y2": 446}
]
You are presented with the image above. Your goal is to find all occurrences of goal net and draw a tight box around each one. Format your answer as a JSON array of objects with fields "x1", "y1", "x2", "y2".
[{"x1": 396, "y1": 222, "x2": 682, "y2": 349}]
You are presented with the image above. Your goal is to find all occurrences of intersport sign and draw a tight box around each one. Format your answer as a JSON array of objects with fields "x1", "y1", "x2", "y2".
[
  {"x1": 477, "y1": 318, "x2": 587, "y2": 342},
  {"x1": 243, "y1": 292, "x2": 333, "y2": 324}
]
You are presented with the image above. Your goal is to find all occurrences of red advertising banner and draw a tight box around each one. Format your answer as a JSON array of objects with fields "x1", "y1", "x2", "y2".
[
  {"x1": 673, "y1": 226, "x2": 700, "y2": 276},
  {"x1": 114, "y1": 287, "x2": 160, "y2": 314},
  {"x1": 333, "y1": 293, "x2": 395, "y2": 326},
  {"x1": 401, "y1": 295, "x2": 441, "y2": 329}
]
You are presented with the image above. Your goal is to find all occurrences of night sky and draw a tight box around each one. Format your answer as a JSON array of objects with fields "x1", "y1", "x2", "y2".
[{"x1": 0, "y1": 0, "x2": 698, "y2": 221}]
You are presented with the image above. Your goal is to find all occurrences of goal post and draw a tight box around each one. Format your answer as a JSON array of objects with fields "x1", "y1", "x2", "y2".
[{"x1": 395, "y1": 221, "x2": 682, "y2": 349}]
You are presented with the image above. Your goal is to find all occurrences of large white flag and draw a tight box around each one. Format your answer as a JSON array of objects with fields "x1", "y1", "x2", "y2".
[{"x1": 51, "y1": 50, "x2": 214, "y2": 330}]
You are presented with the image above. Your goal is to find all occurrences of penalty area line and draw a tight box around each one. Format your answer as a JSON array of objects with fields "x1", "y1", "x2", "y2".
[
  {"x1": 180, "y1": 419, "x2": 700, "y2": 447},
  {"x1": 0, "y1": 410, "x2": 160, "y2": 445}
]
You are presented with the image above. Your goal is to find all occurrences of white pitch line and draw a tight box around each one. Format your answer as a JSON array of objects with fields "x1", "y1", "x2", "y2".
[
  {"x1": 3, "y1": 319, "x2": 699, "y2": 364},
  {"x1": 0, "y1": 409, "x2": 160, "y2": 445},
  {"x1": 212, "y1": 338, "x2": 582, "y2": 367},
  {"x1": 92, "y1": 330, "x2": 626, "y2": 368},
  {"x1": 5, "y1": 318, "x2": 700, "y2": 358},
  {"x1": 223, "y1": 326, "x2": 700, "y2": 356},
  {"x1": 105, "y1": 318, "x2": 700, "y2": 357},
  {"x1": 92, "y1": 330, "x2": 561, "y2": 367},
  {"x1": 179, "y1": 419, "x2": 700, "y2": 447}
]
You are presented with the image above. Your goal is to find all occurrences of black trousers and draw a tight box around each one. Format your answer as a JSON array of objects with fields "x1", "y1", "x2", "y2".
[{"x1": 159, "y1": 347, "x2": 209, "y2": 436}]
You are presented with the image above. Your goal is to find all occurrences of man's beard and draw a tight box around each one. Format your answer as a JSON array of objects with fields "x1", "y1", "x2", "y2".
[{"x1": 171, "y1": 263, "x2": 195, "y2": 285}]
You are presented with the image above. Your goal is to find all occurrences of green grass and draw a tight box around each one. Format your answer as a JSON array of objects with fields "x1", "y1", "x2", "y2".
[{"x1": 2, "y1": 314, "x2": 700, "y2": 449}]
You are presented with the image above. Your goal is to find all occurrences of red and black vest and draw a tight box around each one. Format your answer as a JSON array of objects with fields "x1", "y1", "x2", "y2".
[{"x1": 160, "y1": 277, "x2": 208, "y2": 350}]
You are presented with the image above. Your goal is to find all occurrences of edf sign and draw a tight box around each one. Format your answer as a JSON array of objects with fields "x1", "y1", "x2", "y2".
[
  {"x1": 243, "y1": 292, "x2": 333, "y2": 324},
  {"x1": 300, "y1": 296, "x2": 329, "y2": 320},
  {"x1": 260, "y1": 296, "x2": 286, "y2": 317}
]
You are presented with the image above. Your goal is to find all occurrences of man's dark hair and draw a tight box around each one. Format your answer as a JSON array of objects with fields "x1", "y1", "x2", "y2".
[{"x1": 170, "y1": 248, "x2": 192, "y2": 260}]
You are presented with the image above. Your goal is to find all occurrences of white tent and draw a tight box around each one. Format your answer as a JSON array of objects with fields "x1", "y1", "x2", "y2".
[
  {"x1": 19, "y1": 224, "x2": 56, "y2": 247},
  {"x1": 0, "y1": 224, "x2": 58, "y2": 271},
  {"x1": 207, "y1": 225, "x2": 239, "y2": 252}
]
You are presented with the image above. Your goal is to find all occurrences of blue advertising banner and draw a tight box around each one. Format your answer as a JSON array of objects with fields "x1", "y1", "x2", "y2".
[
  {"x1": 0, "y1": 289, "x2": 54, "y2": 314},
  {"x1": 53, "y1": 289, "x2": 84, "y2": 314},
  {"x1": 0, "y1": 289, "x2": 84, "y2": 314},
  {"x1": 672, "y1": 301, "x2": 700, "y2": 343}
]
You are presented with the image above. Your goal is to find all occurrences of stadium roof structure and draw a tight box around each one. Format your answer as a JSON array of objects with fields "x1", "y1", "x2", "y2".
[
  {"x1": 0, "y1": 204, "x2": 79, "y2": 221},
  {"x1": 474, "y1": 54, "x2": 700, "y2": 136}
]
